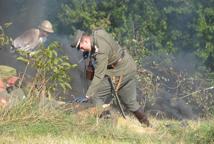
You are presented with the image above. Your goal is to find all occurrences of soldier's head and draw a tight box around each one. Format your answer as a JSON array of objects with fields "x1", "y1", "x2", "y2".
[
  {"x1": 38, "y1": 20, "x2": 54, "y2": 37},
  {"x1": 71, "y1": 30, "x2": 92, "y2": 52}
]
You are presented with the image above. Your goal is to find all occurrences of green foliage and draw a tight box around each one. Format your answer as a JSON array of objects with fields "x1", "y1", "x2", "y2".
[
  {"x1": 57, "y1": 0, "x2": 111, "y2": 33},
  {"x1": 194, "y1": 1, "x2": 214, "y2": 68},
  {"x1": 54, "y1": 0, "x2": 214, "y2": 70},
  {"x1": 17, "y1": 42, "x2": 77, "y2": 98},
  {"x1": 0, "y1": 23, "x2": 12, "y2": 47}
]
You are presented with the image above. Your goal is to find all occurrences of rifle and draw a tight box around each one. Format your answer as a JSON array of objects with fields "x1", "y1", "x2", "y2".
[{"x1": 107, "y1": 76, "x2": 126, "y2": 119}]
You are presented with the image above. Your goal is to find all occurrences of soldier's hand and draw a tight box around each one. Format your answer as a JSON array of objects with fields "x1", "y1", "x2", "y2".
[{"x1": 73, "y1": 96, "x2": 89, "y2": 103}]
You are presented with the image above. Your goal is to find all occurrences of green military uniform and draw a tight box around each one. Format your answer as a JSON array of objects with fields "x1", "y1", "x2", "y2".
[
  {"x1": 86, "y1": 29, "x2": 140, "y2": 112},
  {"x1": 0, "y1": 65, "x2": 25, "y2": 108},
  {"x1": 71, "y1": 29, "x2": 150, "y2": 126}
]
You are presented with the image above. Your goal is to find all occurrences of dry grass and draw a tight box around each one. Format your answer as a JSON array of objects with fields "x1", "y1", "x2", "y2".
[{"x1": 0, "y1": 97, "x2": 213, "y2": 144}]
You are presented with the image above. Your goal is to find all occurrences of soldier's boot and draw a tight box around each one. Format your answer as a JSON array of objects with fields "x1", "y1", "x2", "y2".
[{"x1": 133, "y1": 107, "x2": 150, "y2": 127}]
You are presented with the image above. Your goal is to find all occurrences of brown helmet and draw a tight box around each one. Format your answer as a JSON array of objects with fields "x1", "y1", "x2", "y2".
[
  {"x1": 70, "y1": 30, "x2": 84, "y2": 48},
  {"x1": 38, "y1": 20, "x2": 54, "y2": 33}
]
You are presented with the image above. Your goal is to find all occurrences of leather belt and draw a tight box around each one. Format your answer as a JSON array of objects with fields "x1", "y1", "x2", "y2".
[{"x1": 107, "y1": 51, "x2": 125, "y2": 69}]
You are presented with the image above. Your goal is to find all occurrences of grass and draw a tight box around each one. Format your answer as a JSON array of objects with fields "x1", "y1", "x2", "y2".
[{"x1": 0, "y1": 96, "x2": 214, "y2": 144}]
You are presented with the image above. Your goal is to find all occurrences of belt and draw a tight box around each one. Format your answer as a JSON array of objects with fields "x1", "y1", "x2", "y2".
[{"x1": 107, "y1": 51, "x2": 125, "y2": 69}]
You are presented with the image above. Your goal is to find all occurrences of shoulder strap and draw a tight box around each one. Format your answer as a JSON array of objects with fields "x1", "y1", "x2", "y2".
[{"x1": 92, "y1": 30, "x2": 97, "y2": 47}]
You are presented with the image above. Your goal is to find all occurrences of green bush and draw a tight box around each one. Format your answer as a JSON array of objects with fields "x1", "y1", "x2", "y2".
[{"x1": 17, "y1": 42, "x2": 77, "y2": 99}]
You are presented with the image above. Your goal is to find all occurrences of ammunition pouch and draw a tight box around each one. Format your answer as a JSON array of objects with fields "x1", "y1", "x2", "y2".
[{"x1": 86, "y1": 61, "x2": 94, "y2": 80}]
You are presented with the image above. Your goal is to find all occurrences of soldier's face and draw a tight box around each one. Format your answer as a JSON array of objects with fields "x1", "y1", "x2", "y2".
[
  {"x1": 79, "y1": 36, "x2": 91, "y2": 52},
  {"x1": 40, "y1": 30, "x2": 48, "y2": 37}
]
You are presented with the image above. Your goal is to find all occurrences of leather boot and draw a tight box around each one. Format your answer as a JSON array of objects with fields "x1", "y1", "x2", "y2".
[{"x1": 133, "y1": 107, "x2": 150, "y2": 127}]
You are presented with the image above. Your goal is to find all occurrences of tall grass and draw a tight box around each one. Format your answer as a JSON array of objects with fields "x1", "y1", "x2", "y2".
[{"x1": 0, "y1": 96, "x2": 214, "y2": 144}]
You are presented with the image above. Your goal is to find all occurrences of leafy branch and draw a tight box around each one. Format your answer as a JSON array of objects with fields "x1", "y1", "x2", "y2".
[{"x1": 17, "y1": 42, "x2": 77, "y2": 99}]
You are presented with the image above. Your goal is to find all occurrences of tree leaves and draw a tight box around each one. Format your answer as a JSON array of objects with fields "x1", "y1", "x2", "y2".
[
  {"x1": 17, "y1": 42, "x2": 77, "y2": 98},
  {"x1": 54, "y1": 0, "x2": 214, "y2": 70}
]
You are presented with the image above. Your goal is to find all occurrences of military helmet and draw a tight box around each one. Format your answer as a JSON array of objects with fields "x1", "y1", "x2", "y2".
[
  {"x1": 38, "y1": 20, "x2": 54, "y2": 33},
  {"x1": 70, "y1": 30, "x2": 84, "y2": 48}
]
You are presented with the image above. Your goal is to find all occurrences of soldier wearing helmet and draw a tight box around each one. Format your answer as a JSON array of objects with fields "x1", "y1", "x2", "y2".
[
  {"x1": 70, "y1": 29, "x2": 150, "y2": 127},
  {"x1": 0, "y1": 65, "x2": 25, "y2": 108},
  {"x1": 12, "y1": 20, "x2": 54, "y2": 52}
]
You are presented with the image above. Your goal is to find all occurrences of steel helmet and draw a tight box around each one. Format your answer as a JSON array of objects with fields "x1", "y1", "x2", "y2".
[{"x1": 38, "y1": 20, "x2": 54, "y2": 33}]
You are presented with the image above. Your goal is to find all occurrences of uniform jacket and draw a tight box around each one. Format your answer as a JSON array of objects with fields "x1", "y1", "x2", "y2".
[
  {"x1": 86, "y1": 29, "x2": 137, "y2": 97},
  {"x1": 12, "y1": 28, "x2": 41, "y2": 52}
]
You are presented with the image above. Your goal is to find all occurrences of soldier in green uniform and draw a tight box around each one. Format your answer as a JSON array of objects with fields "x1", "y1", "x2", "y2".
[
  {"x1": 70, "y1": 29, "x2": 150, "y2": 126},
  {"x1": 0, "y1": 65, "x2": 25, "y2": 108}
]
